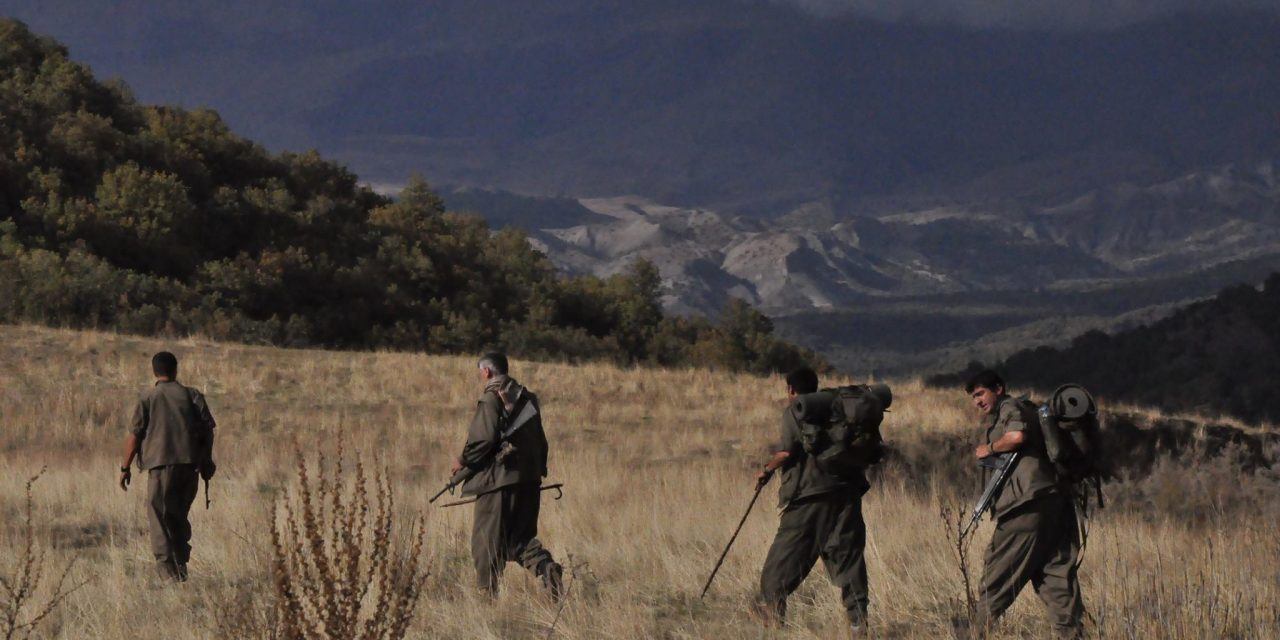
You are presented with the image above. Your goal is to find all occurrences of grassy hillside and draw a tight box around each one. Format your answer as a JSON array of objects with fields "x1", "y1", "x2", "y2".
[{"x1": 0, "y1": 324, "x2": 1276, "y2": 638}]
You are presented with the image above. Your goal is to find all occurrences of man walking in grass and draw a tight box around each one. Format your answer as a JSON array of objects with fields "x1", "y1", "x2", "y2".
[
  {"x1": 118, "y1": 351, "x2": 217, "y2": 582},
  {"x1": 450, "y1": 352, "x2": 564, "y2": 598},
  {"x1": 752, "y1": 366, "x2": 871, "y2": 638},
  {"x1": 963, "y1": 369, "x2": 1084, "y2": 639}
]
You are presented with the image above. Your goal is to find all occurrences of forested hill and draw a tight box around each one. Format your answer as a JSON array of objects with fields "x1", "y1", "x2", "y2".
[
  {"x1": 0, "y1": 19, "x2": 816, "y2": 373},
  {"x1": 928, "y1": 275, "x2": 1280, "y2": 424}
]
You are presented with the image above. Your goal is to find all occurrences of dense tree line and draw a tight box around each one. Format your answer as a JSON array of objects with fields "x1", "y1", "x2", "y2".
[
  {"x1": 929, "y1": 274, "x2": 1280, "y2": 424},
  {"x1": 0, "y1": 19, "x2": 821, "y2": 374}
]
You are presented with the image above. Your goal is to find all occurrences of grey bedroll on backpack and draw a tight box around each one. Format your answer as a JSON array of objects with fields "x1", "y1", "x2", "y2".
[
  {"x1": 1037, "y1": 384, "x2": 1105, "y2": 507},
  {"x1": 794, "y1": 383, "x2": 892, "y2": 477}
]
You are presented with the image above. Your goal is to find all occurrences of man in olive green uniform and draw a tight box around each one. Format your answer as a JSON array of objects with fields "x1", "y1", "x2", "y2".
[
  {"x1": 753, "y1": 367, "x2": 870, "y2": 637},
  {"x1": 450, "y1": 352, "x2": 563, "y2": 598},
  {"x1": 966, "y1": 369, "x2": 1083, "y2": 639},
  {"x1": 118, "y1": 352, "x2": 217, "y2": 582}
]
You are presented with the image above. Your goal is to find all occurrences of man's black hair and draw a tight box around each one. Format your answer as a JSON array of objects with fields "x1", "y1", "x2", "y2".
[
  {"x1": 965, "y1": 369, "x2": 1005, "y2": 394},
  {"x1": 152, "y1": 351, "x2": 178, "y2": 378},
  {"x1": 785, "y1": 367, "x2": 819, "y2": 394},
  {"x1": 478, "y1": 352, "x2": 509, "y2": 375}
]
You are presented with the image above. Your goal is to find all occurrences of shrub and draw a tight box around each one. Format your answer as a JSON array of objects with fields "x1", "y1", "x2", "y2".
[{"x1": 269, "y1": 444, "x2": 429, "y2": 640}]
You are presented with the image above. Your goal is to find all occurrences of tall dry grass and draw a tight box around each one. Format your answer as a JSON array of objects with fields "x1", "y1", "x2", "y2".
[
  {"x1": 0, "y1": 469, "x2": 87, "y2": 640},
  {"x1": 0, "y1": 323, "x2": 1276, "y2": 638}
]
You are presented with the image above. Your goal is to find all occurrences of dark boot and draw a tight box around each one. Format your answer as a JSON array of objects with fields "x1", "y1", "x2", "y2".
[
  {"x1": 951, "y1": 612, "x2": 992, "y2": 640},
  {"x1": 155, "y1": 560, "x2": 181, "y2": 582},
  {"x1": 1054, "y1": 623, "x2": 1084, "y2": 640},
  {"x1": 849, "y1": 611, "x2": 868, "y2": 639},
  {"x1": 749, "y1": 598, "x2": 785, "y2": 627},
  {"x1": 540, "y1": 561, "x2": 565, "y2": 601}
]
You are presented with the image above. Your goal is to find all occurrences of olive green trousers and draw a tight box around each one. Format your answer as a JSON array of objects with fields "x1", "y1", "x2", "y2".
[
  {"x1": 758, "y1": 491, "x2": 868, "y2": 623},
  {"x1": 979, "y1": 493, "x2": 1084, "y2": 638},
  {"x1": 471, "y1": 484, "x2": 557, "y2": 593},
  {"x1": 147, "y1": 464, "x2": 199, "y2": 568}
]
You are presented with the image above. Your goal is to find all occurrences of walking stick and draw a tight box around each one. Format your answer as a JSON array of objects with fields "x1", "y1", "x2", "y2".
[
  {"x1": 700, "y1": 476, "x2": 768, "y2": 598},
  {"x1": 439, "y1": 483, "x2": 565, "y2": 508},
  {"x1": 204, "y1": 476, "x2": 211, "y2": 509}
]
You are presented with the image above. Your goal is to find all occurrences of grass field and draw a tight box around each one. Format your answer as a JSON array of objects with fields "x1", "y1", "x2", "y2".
[{"x1": 1, "y1": 324, "x2": 1276, "y2": 639}]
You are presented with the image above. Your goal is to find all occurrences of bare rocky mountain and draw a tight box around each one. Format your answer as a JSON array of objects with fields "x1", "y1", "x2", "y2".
[
  {"x1": 447, "y1": 161, "x2": 1280, "y2": 373},
  {"x1": 463, "y1": 162, "x2": 1280, "y2": 313}
]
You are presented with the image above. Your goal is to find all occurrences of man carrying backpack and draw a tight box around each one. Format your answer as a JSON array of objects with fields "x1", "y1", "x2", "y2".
[
  {"x1": 751, "y1": 367, "x2": 873, "y2": 637},
  {"x1": 964, "y1": 370, "x2": 1084, "y2": 639},
  {"x1": 449, "y1": 352, "x2": 564, "y2": 599}
]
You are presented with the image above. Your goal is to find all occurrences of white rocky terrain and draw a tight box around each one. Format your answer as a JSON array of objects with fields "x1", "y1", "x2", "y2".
[{"x1": 523, "y1": 162, "x2": 1280, "y2": 317}]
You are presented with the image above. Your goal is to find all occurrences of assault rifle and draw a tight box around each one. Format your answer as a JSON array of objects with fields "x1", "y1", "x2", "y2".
[
  {"x1": 428, "y1": 389, "x2": 540, "y2": 504},
  {"x1": 960, "y1": 451, "x2": 1021, "y2": 540}
]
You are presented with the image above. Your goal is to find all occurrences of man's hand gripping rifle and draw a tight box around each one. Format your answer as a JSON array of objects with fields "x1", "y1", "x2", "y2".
[
  {"x1": 429, "y1": 390, "x2": 541, "y2": 504},
  {"x1": 960, "y1": 451, "x2": 1021, "y2": 541}
]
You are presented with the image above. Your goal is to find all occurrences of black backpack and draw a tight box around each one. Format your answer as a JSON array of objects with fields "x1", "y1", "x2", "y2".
[
  {"x1": 1037, "y1": 384, "x2": 1105, "y2": 507},
  {"x1": 795, "y1": 384, "x2": 891, "y2": 477}
]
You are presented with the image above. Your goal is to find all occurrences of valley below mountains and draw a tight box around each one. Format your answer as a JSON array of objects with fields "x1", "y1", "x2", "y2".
[{"x1": 445, "y1": 161, "x2": 1280, "y2": 375}]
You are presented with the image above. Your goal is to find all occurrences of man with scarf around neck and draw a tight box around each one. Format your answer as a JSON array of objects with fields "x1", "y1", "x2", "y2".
[{"x1": 449, "y1": 352, "x2": 564, "y2": 598}]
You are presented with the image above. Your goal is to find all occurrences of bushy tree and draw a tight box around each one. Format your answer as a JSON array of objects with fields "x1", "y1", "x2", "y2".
[{"x1": 0, "y1": 19, "x2": 822, "y2": 375}]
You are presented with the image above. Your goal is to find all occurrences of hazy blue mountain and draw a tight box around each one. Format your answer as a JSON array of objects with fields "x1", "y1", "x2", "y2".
[{"x1": 4, "y1": 1, "x2": 1278, "y2": 210}]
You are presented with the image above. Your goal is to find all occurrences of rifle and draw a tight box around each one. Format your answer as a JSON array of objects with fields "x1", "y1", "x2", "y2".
[
  {"x1": 440, "y1": 483, "x2": 564, "y2": 507},
  {"x1": 960, "y1": 451, "x2": 1020, "y2": 540},
  {"x1": 429, "y1": 389, "x2": 540, "y2": 504}
]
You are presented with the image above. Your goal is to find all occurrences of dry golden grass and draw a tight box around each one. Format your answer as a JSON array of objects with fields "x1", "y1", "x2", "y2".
[{"x1": 0, "y1": 323, "x2": 1276, "y2": 638}]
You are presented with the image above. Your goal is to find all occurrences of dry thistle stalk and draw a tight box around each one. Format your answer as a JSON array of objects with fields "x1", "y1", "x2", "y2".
[
  {"x1": 269, "y1": 443, "x2": 429, "y2": 640},
  {"x1": 939, "y1": 501, "x2": 979, "y2": 629},
  {"x1": 0, "y1": 468, "x2": 89, "y2": 640}
]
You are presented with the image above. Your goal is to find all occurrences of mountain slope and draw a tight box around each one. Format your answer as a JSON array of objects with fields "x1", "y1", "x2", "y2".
[
  {"x1": 5, "y1": 1, "x2": 1279, "y2": 208},
  {"x1": 928, "y1": 274, "x2": 1280, "y2": 424},
  {"x1": 446, "y1": 163, "x2": 1280, "y2": 314}
]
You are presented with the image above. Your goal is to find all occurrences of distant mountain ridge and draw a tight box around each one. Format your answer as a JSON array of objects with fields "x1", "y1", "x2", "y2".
[
  {"x1": 5, "y1": 1, "x2": 1279, "y2": 209},
  {"x1": 445, "y1": 162, "x2": 1280, "y2": 315}
]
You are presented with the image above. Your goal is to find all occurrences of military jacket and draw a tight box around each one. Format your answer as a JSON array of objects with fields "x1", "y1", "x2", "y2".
[
  {"x1": 130, "y1": 381, "x2": 216, "y2": 470},
  {"x1": 459, "y1": 383, "x2": 549, "y2": 496},
  {"x1": 776, "y1": 406, "x2": 869, "y2": 508},
  {"x1": 985, "y1": 394, "x2": 1059, "y2": 518}
]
